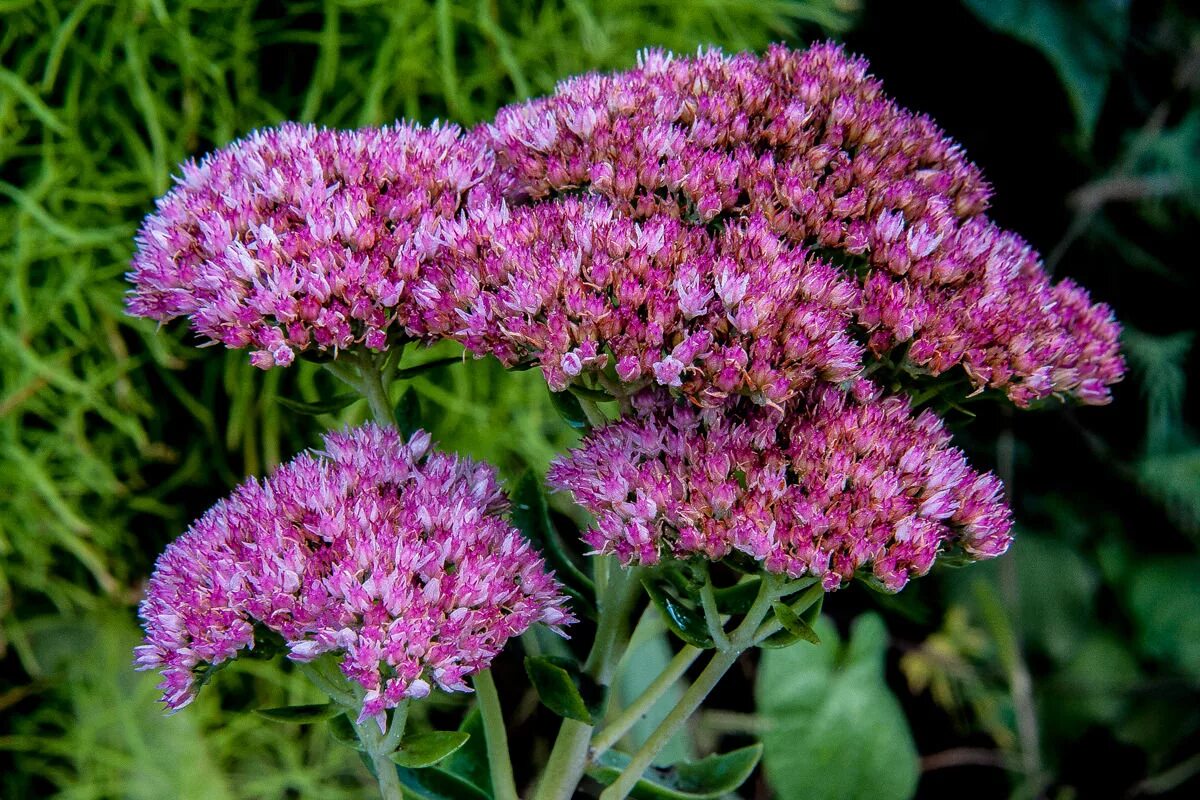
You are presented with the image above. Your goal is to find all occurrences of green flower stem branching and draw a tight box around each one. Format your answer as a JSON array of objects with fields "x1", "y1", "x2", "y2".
[
  {"x1": 699, "y1": 570, "x2": 731, "y2": 651},
  {"x1": 597, "y1": 573, "x2": 784, "y2": 800},
  {"x1": 750, "y1": 581, "x2": 825, "y2": 646},
  {"x1": 473, "y1": 668, "x2": 520, "y2": 800},
  {"x1": 299, "y1": 658, "x2": 409, "y2": 800},
  {"x1": 353, "y1": 703, "x2": 409, "y2": 800},
  {"x1": 323, "y1": 352, "x2": 396, "y2": 427},
  {"x1": 589, "y1": 643, "x2": 703, "y2": 759},
  {"x1": 534, "y1": 558, "x2": 643, "y2": 800}
]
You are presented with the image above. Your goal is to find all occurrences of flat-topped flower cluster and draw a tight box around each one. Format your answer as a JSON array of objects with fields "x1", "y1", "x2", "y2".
[
  {"x1": 548, "y1": 381, "x2": 1011, "y2": 592},
  {"x1": 128, "y1": 122, "x2": 491, "y2": 369},
  {"x1": 134, "y1": 425, "x2": 572, "y2": 723},
  {"x1": 130, "y1": 43, "x2": 1124, "y2": 714},
  {"x1": 128, "y1": 45, "x2": 1122, "y2": 409}
]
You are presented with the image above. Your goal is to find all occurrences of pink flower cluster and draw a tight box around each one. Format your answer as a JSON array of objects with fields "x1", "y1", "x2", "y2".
[
  {"x1": 134, "y1": 425, "x2": 572, "y2": 723},
  {"x1": 411, "y1": 197, "x2": 861, "y2": 406},
  {"x1": 484, "y1": 43, "x2": 1123, "y2": 406},
  {"x1": 126, "y1": 122, "x2": 491, "y2": 368},
  {"x1": 548, "y1": 382, "x2": 1012, "y2": 592}
]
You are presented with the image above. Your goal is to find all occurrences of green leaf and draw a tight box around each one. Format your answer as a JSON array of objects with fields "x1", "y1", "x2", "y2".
[
  {"x1": 761, "y1": 583, "x2": 823, "y2": 649},
  {"x1": 253, "y1": 703, "x2": 341, "y2": 724},
  {"x1": 395, "y1": 766, "x2": 492, "y2": 800},
  {"x1": 1127, "y1": 557, "x2": 1200, "y2": 682},
  {"x1": 394, "y1": 390, "x2": 423, "y2": 440},
  {"x1": 588, "y1": 744, "x2": 763, "y2": 799},
  {"x1": 525, "y1": 655, "x2": 606, "y2": 723},
  {"x1": 767, "y1": 601, "x2": 820, "y2": 645},
  {"x1": 757, "y1": 614, "x2": 918, "y2": 800},
  {"x1": 394, "y1": 355, "x2": 462, "y2": 380},
  {"x1": 568, "y1": 384, "x2": 614, "y2": 403},
  {"x1": 548, "y1": 386, "x2": 589, "y2": 429},
  {"x1": 328, "y1": 713, "x2": 364, "y2": 751},
  {"x1": 441, "y1": 706, "x2": 492, "y2": 794},
  {"x1": 615, "y1": 625, "x2": 693, "y2": 764},
  {"x1": 951, "y1": 532, "x2": 1099, "y2": 663},
  {"x1": 276, "y1": 393, "x2": 359, "y2": 416},
  {"x1": 712, "y1": 578, "x2": 761, "y2": 616},
  {"x1": 391, "y1": 731, "x2": 471, "y2": 769},
  {"x1": 1044, "y1": 633, "x2": 1140, "y2": 738},
  {"x1": 511, "y1": 472, "x2": 596, "y2": 615},
  {"x1": 642, "y1": 578, "x2": 714, "y2": 649},
  {"x1": 963, "y1": 0, "x2": 1129, "y2": 141}
]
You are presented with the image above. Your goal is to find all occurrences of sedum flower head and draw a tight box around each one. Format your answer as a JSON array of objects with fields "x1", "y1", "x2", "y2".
[
  {"x1": 484, "y1": 43, "x2": 1123, "y2": 406},
  {"x1": 127, "y1": 122, "x2": 491, "y2": 368},
  {"x1": 547, "y1": 382, "x2": 1012, "y2": 592},
  {"x1": 135, "y1": 425, "x2": 573, "y2": 724},
  {"x1": 413, "y1": 197, "x2": 861, "y2": 406}
]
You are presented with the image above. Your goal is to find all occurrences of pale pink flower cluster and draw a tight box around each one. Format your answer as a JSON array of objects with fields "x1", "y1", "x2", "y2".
[
  {"x1": 135, "y1": 425, "x2": 572, "y2": 724},
  {"x1": 127, "y1": 122, "x2": 490, "y2": 368}
]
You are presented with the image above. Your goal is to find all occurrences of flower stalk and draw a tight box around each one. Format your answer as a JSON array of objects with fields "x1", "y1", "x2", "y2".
[
  {"x1": 533, "y1": 559, "x2": 642, "y2": 800},
  {"x1": 473, "y1": 668, "x2": 520, "y2": 800},
  {"x1": 597, "y1": 574, "x2": 781, "y2": 800},
  {"x1": 589, "y1": 643, "x2": 702, "y2": 759}
]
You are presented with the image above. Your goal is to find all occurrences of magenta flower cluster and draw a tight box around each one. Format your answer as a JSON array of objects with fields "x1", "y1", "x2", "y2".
[
  {"x1": 484, "y1": 44, "x2": 1123, "y2": 406},
  {"x1": 548, "y1": 381, "x2": 1012, "y2": 592},
  {"x1": 127, "y1": 122, "x2": 490, "y2": 368},
  {"x1": 129, "y1": 43, "x2": 1127, "y2": 701},
  {"x1": 413, "y1": 197, "x2": 861, "y2": 406},
  {"x1": 134, "y1": 425, "x2": 572, "y2": 722}
]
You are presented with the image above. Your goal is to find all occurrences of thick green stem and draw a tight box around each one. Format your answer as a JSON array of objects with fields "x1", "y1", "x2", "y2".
[
  {"x1": 590, "y1": 644, "x2": 702, "y2": 758},
  {"x1": 699, "y1": 573, "x2": 730, "y2": 651},
  {"x1": 473, "y1": 669, "x2": 519, "y2": 800},
  {"x1": 381, "y1": 701, "x2": 409, "y2": 756},
  {"x1": 533, "y1": 559, "x2": 643, "y2": 800},
  {"x1": 300, "y1": 659, "x2": 407, "y2": 800},
  {"x1": 598, "y1": 576, "x2": 781, "y2": 800},
  {"x1": 535, "y1": 719, "x2": 595, "y2": 800},
  {"x1": 354, "y1": 712, "x2": 406, "y2": 800},
  {"x1": 357, "y1": 356, "x2": 395, "y2": 426},
  {"x1": 323, "y1": 353, "x2": 395, "y2": 426}
]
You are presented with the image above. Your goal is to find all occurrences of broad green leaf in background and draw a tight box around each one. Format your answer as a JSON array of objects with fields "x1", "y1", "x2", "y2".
[
  {"x1": 952, "y1": 532, "x2": 1100, "y2": 664},
  {"x1": 963, "y1": 0, "x2": 1130, "y2": 141},
  {"x1": 1127, "y1": 557, "x2": 1200, "y2": 683},
  {"x1": 615, "y1": 610, "x2": 693, "y2": 765},
  {"x1": 756, "y1": 613, "x2": 919, "y2": 800},
  {"x1": 587, "y1": 744, "x2": 763, "y2": 799},
  {"x1": 254, "y1": 703, "x2": 341, "y2": 724},
  {"x1": 1043, "y1": 633, "x2": 1140, "y2": 739},
  {"x1": 441, "y1": 706, "x2": 493, "y2": 795},
  {"x1": 395, "y1": 765, "x2": 492, "y2": 800}
]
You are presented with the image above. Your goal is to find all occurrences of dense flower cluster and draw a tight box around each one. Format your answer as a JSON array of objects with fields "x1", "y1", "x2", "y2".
[
  {"x1": 134, "y1": 425, "x2": 572, "y2": 723},
  {"x1": 127, "y1": 122, "x2": 491, "y2": 368},
  {"x1": 412, "y1": 197, "x2": 861, "y2": 406},
  {"x1": 548, "y1": 382, "x2": 1012, "y2": 591},
  {"x1": 484, "y1": 43, "x2": 1123, "y2": 405}
]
